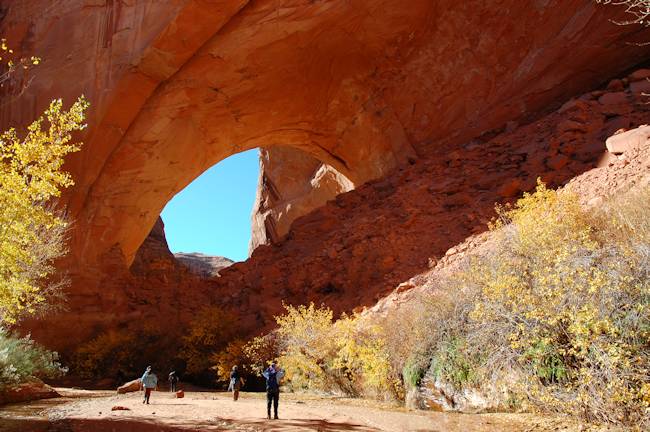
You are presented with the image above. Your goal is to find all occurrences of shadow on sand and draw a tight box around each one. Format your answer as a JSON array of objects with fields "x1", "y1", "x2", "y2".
[{"x1": 0, "y1": 415, "x2": 384, "y2": 432}]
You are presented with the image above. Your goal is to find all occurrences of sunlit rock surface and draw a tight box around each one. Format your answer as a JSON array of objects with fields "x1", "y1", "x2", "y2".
[{"x1": 2, "y1": 1, "x2": 650, "y2": 356}]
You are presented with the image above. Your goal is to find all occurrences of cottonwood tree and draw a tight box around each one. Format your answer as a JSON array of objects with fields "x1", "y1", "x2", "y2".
[{"x1": 0, "y1": 40, "x2": 88, "y2": 324}]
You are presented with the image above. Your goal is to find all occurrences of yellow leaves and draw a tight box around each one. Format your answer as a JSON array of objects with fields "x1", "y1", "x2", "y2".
[
  {"x1": 181, "y1": 306, "x2": 237, "y2": 374},
  {"x1": 0, "y1": 97, "x2": 88, "y2": 323},
  {"x1": 272, "y1": 303, "x2": 393, "y2": 397},
  {"x1": 460, "y1": 182, "x2": 650, "y2": 424}
]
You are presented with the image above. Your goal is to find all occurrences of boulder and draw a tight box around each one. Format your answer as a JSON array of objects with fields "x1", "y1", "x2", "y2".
[
  {"x1": 629, "y1": 79, "x2": 650, "y2": 95},
  {"x1": 628, "y1": 68, "x2": 650, "y2": 82},
  {"x1": 0, "y1": 378, "x2": 60, "y2": 406},
  {"x1": 606, "y1": 79, "x2": 624, "y2": 92},
  {"x1": 606, "y1": 125, "x2": 650, "y2": 155},
  {"x1": 117, "y1": 379, "x2": 141, "y2": 394},
  {"x1": 598, "y1": 92, "x2": 628, "y2": 106},
  {"x1": 175, "y1": 390, "x2": 185, "y2": 398}
]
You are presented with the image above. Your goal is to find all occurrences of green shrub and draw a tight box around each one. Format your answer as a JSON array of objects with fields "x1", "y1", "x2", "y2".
[
  {"x1": 430, "y1": 337, "x2": 478, "y2": 388},
  {"x1": 402, "y1": 357, "x2": 427, "y2": 388},
  {"x1": 0, "y1": 329, "x2": 66, "y2": 389}
]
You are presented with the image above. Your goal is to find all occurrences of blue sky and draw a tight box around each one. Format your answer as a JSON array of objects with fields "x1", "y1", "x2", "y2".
[{"x1": 161, "y1": 148, "x2": 260, "y2": 262}]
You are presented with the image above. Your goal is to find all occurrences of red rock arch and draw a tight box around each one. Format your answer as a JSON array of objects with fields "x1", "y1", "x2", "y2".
[{"x1": 1, "y1": 0, "x2": 649, "y2": 331}]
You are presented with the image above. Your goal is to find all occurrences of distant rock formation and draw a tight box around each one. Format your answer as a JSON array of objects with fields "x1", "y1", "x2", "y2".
[
  {"x1": 249, "y1": 147, "x2": 354, "y2": 253},
  {"x1": 174, "y1": 253, "x2": 234, "y2": 278}
]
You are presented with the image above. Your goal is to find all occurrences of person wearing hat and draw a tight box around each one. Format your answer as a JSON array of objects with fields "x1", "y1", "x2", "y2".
[
  {"x1": 140, "y1": 366, "x2": 158, "y2": 404},
  {"x1": 168, "y1": 370, "x2": 179, "y2": 393}
]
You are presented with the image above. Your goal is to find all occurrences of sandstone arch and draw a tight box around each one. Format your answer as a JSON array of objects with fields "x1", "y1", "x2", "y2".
[
  {"x1": 3, "y1": 1, "x2": 650, "y2": 355},
  {"x1": 3, "y1": 0, "x2": 649, "y2": 272}
]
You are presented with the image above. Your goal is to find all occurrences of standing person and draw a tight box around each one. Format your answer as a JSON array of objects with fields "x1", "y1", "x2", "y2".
[
  {"x1": 262, "y1": 362, "x2": 284, "y2": 420},
  {"x1": 168, "y1": 371, "x2": 179, "y2": 392},
  {"x1": 140, "y1": 366, "x2": 158, "y2": 404},
  {"x1": 228, "y1": 365, "x2": 245, "y2": 401}
]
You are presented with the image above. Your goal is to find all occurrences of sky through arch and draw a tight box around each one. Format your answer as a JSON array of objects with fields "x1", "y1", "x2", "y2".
[{"x1": 161, "y1": 148, "x2": 260, "y2": 262}]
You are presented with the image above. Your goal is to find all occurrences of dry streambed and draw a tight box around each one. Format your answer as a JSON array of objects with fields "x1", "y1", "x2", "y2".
[{"x1": 0, "y1": 388, "x2": 618, "y2": 432}]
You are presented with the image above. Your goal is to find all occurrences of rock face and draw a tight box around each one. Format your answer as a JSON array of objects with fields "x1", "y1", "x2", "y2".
[
  {"x1": 0, "y1": 379, "x2": 60, "y2": 406},
  {"x1": 22, "y1": 69, "x2": 650, "y2": 363},
  {"x1": 249, "y1": 147, "x2": 354, "y2": 252},
  {"x1": 373, "y1": 128, "x2": 650, "y2": 412},
  {"x1": 2, "y1": 2, "x2": 650, "y2": 356},
  {"x1": 1, "y1": 1, "x2": 650, "y2": 269},
  {"x1": 174, "y1": 253, "x2": 234, "y2": 278},
  {"x1": 606, "y1": 125, "x2": 650, "y2": 155}
]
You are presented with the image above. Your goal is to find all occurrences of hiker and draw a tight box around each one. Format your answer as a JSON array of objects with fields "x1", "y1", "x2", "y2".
[
  {"x1": 262, "y1": 362, "x2": 285, "y2": 420},
  {"x1": 228, "y1": 365, "x2": 245, "y2": 401},
  {"x1": 140, "y1": 366, "x2": 158, "y2": 404},
  {"x1": 168, "y1": 371, "x2": 179, "y2": 392}
]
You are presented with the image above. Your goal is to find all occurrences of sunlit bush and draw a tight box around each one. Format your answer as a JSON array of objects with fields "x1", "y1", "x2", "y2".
[
  {"x1": 211, "y1": 339, "x2": 249, "y2": 382},
  {"x1": 0, "y1": 329, "x2": 66, "y2": 389},
  {"x1": 271, "y1": 303, "x2": 397, "y2": 398},
  {"x1": 0, "y1": 97, "x2": 88, "y2": 324},
  {"x1": 388, "y1": 182, "x2": 649, "y2": 425}
]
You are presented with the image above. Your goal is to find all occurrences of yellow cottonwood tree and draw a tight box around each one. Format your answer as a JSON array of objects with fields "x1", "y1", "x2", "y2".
[{"x1": 0, "y1": 96, "x2": 88, "y2": 323}]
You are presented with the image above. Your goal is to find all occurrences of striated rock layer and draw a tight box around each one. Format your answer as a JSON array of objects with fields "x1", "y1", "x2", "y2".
[
  {"x1": 249, "y1": 147, "x2": 354, "y2": 253},
  {"x1": 1, "y1": 1, "x2": 650, "y2": 354},
  {"x1": 21, "y1": 70, "x2": 650, "y2": 360},
  {"x1": 174, "y1": 253, "x2": 234, "y2": 278}
]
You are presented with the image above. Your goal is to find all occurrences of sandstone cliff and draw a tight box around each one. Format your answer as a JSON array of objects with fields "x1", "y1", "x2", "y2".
[
  {"x1": 2, "y1": 1, "x2": 650, "y2": 357},
  {"x1": 174, "y1": 253, "x2": 234, "y2": 278},
  {"x1": 249, "y1": 147, "x2": 354, "y2": 253}
]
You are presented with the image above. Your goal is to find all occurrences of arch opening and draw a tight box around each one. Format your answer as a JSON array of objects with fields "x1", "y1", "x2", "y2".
[
  {"x1": 161, "y1": 148, "x2": 260, "y2": 264},
  {"x1": 130, "y1": 145, "x2": 356, "y2": 278}
]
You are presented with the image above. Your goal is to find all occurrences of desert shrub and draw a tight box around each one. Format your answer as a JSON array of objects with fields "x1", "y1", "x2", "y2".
[
  {"x1": 271, "y1": 303, "x2": 396, "y2": 398},
  {"x1": 73, "y1": 329, "x2": 136, "y2": 379},
  {"x1": 430, "y1": 336, "x2": 480, "y2": 388},
  {"x1": 379, "y1": 298, "x2": 436, "y2": 389},
  {"x1": 395, "y1": 182, "x2": 650, "y2": 425},
  {"x1": 376, "y1": 182, "x2": 649, "y2": 425},
  {"x1": 330, "y1": 313, "x2": 396, "y2": 397},
  {"x1": 72, "y1": 324, "x2": 180, "y2": 381},
  {"x1": 211, "y1": 339, "x2": 250, "y2": 382},
  {"x1": 0, "y1": 329, "x2": 66, "y2": 389},
  {"x1": 181, "y1": 306, "x2": 237, "y2": 377},
  {"x1": 379, "y1": 282, "x2": 480, "y2": 400},
  {"x1": 274, "y1": 303, "x2": 334, "y2": 391},
  {"x1": 243, "y1": 333, "x2": 280, "y2": 371},
  {"x1": 467, "y1": 183, "x2": 649, "y2": 424}
]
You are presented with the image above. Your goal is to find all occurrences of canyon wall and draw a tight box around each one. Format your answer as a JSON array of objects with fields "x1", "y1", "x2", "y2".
[
  {"x1": 1, "y1": 1, "x2": 650, "y2": 354},
  {"x1": 249, "y1": 147, "x2": 354, "y2": 253}
]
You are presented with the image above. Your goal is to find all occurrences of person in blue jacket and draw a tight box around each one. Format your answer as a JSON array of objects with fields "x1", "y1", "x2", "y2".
[
  {"x1": 140, "y1": 366, "x2": 158, "y2": 404},
  {"x1": 262, "y1": 361, "x2": 285, "y2": 420}
]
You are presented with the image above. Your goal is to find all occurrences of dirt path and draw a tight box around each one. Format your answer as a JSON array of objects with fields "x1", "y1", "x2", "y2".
[{"x1": 0, "y1": 388, "x2": 601, "y2": 432}]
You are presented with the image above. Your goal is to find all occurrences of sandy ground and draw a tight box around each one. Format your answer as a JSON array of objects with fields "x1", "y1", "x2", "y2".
[{"x1": 0, "y1": 388, "x2": 617, "y2": 432}]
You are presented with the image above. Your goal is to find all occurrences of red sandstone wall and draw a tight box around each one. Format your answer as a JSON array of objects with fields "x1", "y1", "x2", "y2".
[{"x1": 2, "y1": 1, "x2": 650, "y2": 354}]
